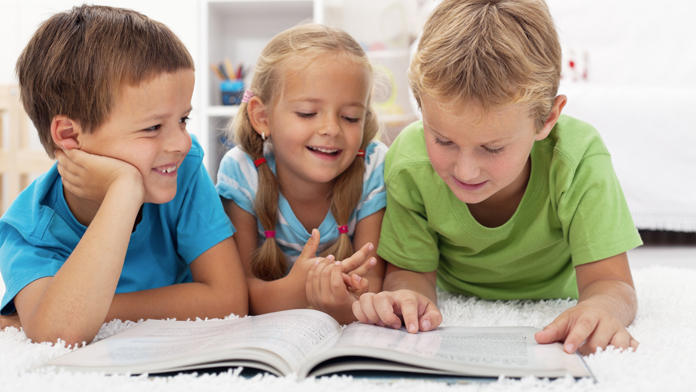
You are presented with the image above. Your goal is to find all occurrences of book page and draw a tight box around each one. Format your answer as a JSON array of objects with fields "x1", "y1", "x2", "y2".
[
  {"x1": 43, "y1": 309, "x2": 342, "y2": 375},
  {"x1": 303, "y1": 324, "x2": 590, "y2": 378},
  {"x1": 334, "y1": 324, "x2": 536, "y2": 366}
]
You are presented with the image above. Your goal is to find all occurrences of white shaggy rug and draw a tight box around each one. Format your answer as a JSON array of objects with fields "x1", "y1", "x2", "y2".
[{"x1": 1, "y1": 265, "x2": 695, "y2": 391}]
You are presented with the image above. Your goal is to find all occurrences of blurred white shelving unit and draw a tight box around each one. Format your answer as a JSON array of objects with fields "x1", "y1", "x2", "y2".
[{"x1": 197, "y1": 0, "x2": 322, "y2": 179}]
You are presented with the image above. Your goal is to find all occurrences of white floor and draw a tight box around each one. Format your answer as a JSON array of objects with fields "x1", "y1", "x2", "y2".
[{"x1": 628, "y1": 246, "x2": 696, "y2": 269}]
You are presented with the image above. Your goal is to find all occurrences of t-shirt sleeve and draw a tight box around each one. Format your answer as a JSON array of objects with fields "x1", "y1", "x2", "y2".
[
  {"x1": 176, "y1": 160, "x2": 236, "y2": 264},
  {"x1": 555, "y1": 153, "x2": 643, "y2": 266},
  {"x1": 216, "y1": 148, "x2": 258, "y2": 217},
  {"x1": 356, "y1": 141, "x2": 388, "y2": 220},
  {"x1": 0, "y1": 226, "x2": 65, "y2": 315},
  {"x1": 376, "y1": 167, "x2": 440, "y2": 272}
]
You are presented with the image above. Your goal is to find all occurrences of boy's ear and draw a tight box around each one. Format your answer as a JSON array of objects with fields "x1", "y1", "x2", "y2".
[
  {"x1": 535, "y1": 95, "x2": 567, "y2": 141},
  {"x1": 246, "y1": 97, "x2": 271, "y2": 139},
  {"x1": 50, "y1": 115, "x2": 82, "y2": 150}
]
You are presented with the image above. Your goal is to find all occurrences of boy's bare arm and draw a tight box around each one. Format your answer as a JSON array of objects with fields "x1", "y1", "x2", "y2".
[
  {"x1": 14, "y1": 166, "x2": 144, "y2": 346},
  {"x1": 104, "y1": 237, "x2": 248, "y2": 322},
  {"x1": 353, "y1": 263, "x2": 442, "y2": 333},
  {"x1": 535, "y1": 252, "x2": 638, "y2": 355}
]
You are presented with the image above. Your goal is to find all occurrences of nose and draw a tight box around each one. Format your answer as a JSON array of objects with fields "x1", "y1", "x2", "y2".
[
  {"x1": 166, "y1": 126, "x2": 192, "y2": 155},
  {"x1": 453, "y1": 150, "x2": 481, "y2": 182},
  {"x1": 319, "y1": 114, "x2": 342, "y2": 137}
]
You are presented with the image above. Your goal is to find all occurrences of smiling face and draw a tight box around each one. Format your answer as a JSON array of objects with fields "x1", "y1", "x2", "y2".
[
  {"x1": 78, "y1": 69, "x2": 194, "y2": 204},
  {"x1": 263, "y1": 54, "x2": 370, "y2": 189},
  {"x1": 421, "y1": 95, "x2": 547, "y2": 207}
]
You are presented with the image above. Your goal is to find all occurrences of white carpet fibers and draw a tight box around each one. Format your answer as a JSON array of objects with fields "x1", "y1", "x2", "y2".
[{"x1": 1, "y1": 265, "x2": 694, "y2": 391}]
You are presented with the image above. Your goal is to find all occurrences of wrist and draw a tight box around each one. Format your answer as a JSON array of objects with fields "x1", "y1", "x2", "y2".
[{"x1": 107, "y1": 171, "x2": 145, "y2": 204}]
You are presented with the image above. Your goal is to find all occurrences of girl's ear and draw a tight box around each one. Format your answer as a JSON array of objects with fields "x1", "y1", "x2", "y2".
[
  {"x1": 535, "y1": 95, "x2": 567, "y2": 141},
  {"x1": 50, "y1": 115, "x2": 82, "y2": 150},
  {"x1": 247, "y1": 97, "x2": 271, "y2": 139}
]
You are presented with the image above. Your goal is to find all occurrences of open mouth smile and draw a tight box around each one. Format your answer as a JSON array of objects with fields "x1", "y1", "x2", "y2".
[
  {"x1": 153, "y1": 164, "x2": 178, "y2": 175},
  {"x1": 307, "y1": 146, "x2": 341, "y2": 157}
]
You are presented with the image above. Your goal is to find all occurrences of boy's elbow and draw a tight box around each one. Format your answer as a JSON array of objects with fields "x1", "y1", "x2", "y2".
[
  {"x1": 212, "y1": 285, "x2": 248, "y2": 318},
  {"x1": 23, "y1": 321, "x2": 94, "y2": 348}
]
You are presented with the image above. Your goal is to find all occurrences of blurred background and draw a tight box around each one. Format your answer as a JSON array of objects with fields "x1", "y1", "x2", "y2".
[{"x1": 1, "y1": 0, "x2": 695, "y2": 298}]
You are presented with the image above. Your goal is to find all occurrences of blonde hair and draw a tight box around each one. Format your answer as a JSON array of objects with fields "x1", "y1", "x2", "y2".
[
  {"x1": 409, "y1": 0, "x2": 561, "y2": 130},
  {"x1": 230, "y1": 24, "x2": 380, "y2": 281}
]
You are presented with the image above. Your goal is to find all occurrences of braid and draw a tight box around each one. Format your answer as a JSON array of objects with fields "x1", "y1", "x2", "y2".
[{"x1": 231, "y1": 101, "x2": 287, "y2": 281}]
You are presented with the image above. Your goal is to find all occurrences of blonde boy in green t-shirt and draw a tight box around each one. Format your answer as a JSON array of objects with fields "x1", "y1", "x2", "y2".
[{"x1": 352, "y1": 0, "x2": 643, "y2": 356}]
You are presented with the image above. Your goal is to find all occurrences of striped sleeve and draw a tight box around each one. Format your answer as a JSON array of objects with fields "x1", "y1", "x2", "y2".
[
  {"x1": 216, "y1": 147, "x2": 258, "y2": 217},
  {"x1": 356, "y1": 140, "x2": 388, "y2": 220}
]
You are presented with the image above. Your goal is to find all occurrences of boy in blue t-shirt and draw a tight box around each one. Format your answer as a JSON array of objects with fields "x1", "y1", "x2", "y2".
[{"x1": 0, "y1": 5, "x2": 248, "y2": 345}]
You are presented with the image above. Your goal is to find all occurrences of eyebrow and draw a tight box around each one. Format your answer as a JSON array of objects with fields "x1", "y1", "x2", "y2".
[
  {"x1": 289, "y1": 98, "x2": 365, "y2": 109},
  {"x1": 140, "y1": 106, "x2": 193, "y2": 124},
  {"x1": 425, "y1": 122, "x2": 513, "y2": 144}
]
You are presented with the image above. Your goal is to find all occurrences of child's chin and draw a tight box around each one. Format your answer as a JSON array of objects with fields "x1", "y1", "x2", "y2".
[
  {"x1": 448, "y1": 185, "x2": 488, "y2": 205},
  {"x1": 144, "y1": 190, "x2": 177, "y2": 204}
]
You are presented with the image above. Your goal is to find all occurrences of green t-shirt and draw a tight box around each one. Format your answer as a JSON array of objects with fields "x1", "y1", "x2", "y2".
[{"x1": 377, "y1": 115, "x2": 642, "y2": 300}]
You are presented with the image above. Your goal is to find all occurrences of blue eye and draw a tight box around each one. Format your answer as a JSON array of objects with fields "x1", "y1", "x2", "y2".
[
  {"x1": 434, "y1": 138, "x2": 454, "y2": 147},
  {"x1": 482, "y1": 146, "x2": 504, "y2": 154}
]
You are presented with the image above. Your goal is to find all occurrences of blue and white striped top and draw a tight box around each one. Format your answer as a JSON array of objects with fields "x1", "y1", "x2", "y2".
[{"x1": 216, "y1": 140, "x2": 388, "y2": 266}]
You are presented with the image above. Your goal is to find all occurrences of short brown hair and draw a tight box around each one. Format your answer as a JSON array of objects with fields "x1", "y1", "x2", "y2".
[
  {"x1": 409, "y1": 0, "x2": 561, "y2": 130},
  {"x1": 16, "y1": 5, "x2": 194, "y2": 158}
]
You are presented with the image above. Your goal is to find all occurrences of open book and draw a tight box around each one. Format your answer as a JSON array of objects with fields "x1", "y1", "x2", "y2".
[{"x1": 40, "y1": 309, "x2": 593, "y2": 380}]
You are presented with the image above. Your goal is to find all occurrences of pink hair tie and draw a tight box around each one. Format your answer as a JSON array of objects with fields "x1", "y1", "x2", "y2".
[
  {"x1": 242, "y1": 89, "x2": 255, "y2": 103},
  {"x1": 264, "y1": 231, "x2": 276, "y2": 238},
  {"x1": 338, "y1": 225, "x2": 348, "y2": 234}
]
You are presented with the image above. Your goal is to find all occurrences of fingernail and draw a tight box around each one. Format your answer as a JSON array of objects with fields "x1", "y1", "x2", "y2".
[
  {"x1": 314, "y1": 259, "x2": 321, "y2": 265},
  {"x1": 565, "y1": 343, "x2": 574, "y2": 353},
  {"x1": 391, "y1": 323, "x2": 400, "y2": 329},
  {"x1": 408, "y1": 324, "x2": 417, "y2": 333},
  {"x1": 310, "y1": 230, "x2": 315, "y2": 238},
  {"x1": 327, "y1": 255, "x2": 335, "y2": 261},
  {"x1": 378, "y1": 321, "x2": 386, "y2": 327},
  {"x1": 353, "y1": 274, "x2": 361, "y2": 282},
  {"x1": 334, "y1": 261, "x2": 341, "y2": 266},
  {"x1": 422, "y1": 320, "x2": 431, "y2": 331},
  {"x1": 368, "y1": 243, "x2": 374, "y2": 251},
  {"x1": 370, "y1": 258, "x2": 376, "y2": 265}
]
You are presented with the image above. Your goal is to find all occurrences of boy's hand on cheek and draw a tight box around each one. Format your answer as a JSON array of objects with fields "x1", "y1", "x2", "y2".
[
  {"x1": 352, "y1": 290, "x2": 442, "y2": 334},
  {"x1": 55, "y1": 147, "x2": 144, "y2": 204},
  {"x1": 535, "y1": 304, "x2": 639, "y2": 355}
]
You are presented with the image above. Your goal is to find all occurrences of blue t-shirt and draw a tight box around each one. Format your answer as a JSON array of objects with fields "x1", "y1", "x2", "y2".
[
  {"x1": 216, "y1": 140, "x2": 387, "y2": 265},
  {"x1": 0, "y1": 137, "x2": 235, "y2": 315}
]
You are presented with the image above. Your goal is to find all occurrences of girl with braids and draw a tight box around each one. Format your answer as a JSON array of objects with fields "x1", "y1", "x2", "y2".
[{"x1": 216, "y1": 24, "x2": 387, "y2": 324}]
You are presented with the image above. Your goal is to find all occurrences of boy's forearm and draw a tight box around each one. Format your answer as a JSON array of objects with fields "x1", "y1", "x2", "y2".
[
  {"x1": 383, "y1": 267, "x2": 438, "y2": 305},
  {"x1": 578, "y1": 279, "x2": 638, "y2": 327},
  {"x1": 18, "y1": 184, "x2": 142, "y2": 344},
  {"x1": 105, "y1": 281, "x2": 248, "y2": 322}
]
